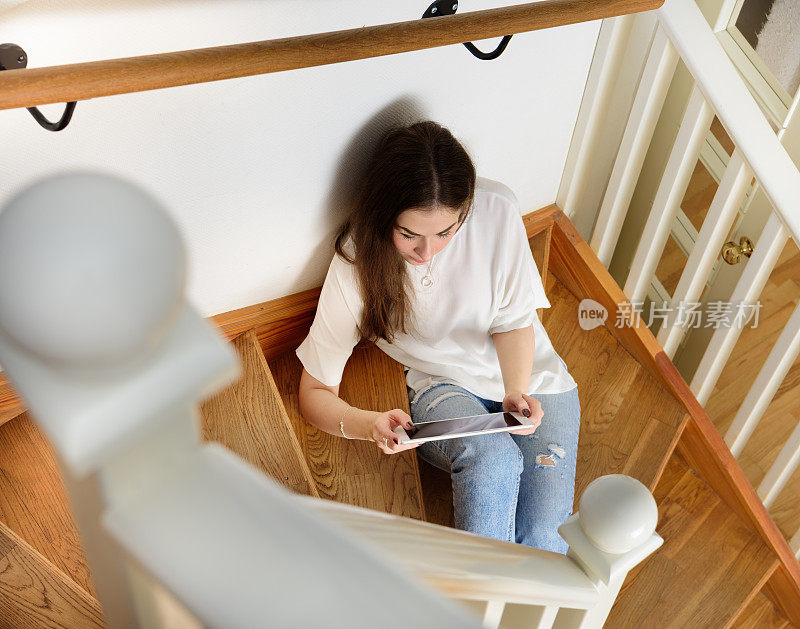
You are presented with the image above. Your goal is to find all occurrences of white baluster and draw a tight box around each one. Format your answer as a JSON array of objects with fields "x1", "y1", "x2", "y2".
[
  {"x1": 713, "y1": 0, "x2": 740, "y2": 31},
  {"x1": 558, "y1": 14, "x2": 635, "y2": 220},
  {"x1": 690, "y1": 213, "x2": 789, "y2": 405},
  {"x1": 726, "y1": 300, "x2": 800, "y2": 456},
  {"x1": 590, "y1": 24, "x2": 678, "y2": 267},
  {"x1": 536, "y1": 606, "x2": 559, "y2": 629},
  {"x1": 497, "y1": 604, "x2": 559, "y2": 629},
  {"x1": 624, "y1": 84, "x2": 713, "y2": 305},
  {"x1": 656, "y1": 149, "x2": 752, "y2": 357},
  {"x1": 758, "y1": 419, "x2": 800, "y2": 508},
  {"x1": 657, "y1": 0, "x2": 800, "y2": 248},
  {"x1": 482, "y1": 600, "x2": 506, "y2": 628}
]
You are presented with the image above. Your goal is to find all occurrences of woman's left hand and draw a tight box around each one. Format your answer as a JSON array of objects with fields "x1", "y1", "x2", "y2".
[{"x1": 502, "y1": 392, "x2": 543, "y2": 435}]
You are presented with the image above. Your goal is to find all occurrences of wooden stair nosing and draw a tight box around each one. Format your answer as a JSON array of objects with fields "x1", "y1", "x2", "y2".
[
  {"x1": 731, "y1": 592, "x2": 794, "y2": 628},
  {"x1": 0, "y1": 519, "x2": 103, "y2": 629},
  {"x1": 547, "y1": 210, "x2": 800, "y2": 625}
]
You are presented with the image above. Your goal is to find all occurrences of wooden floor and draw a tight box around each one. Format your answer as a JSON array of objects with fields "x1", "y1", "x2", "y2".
[
  {"x1": 0, "y1": 415, "x2": 102, "y2": 628},
  {"x1": 608, "y1": 454, "x2": 776, "y2": 628},
  {"x1": 734, "y1": 592, "x2": 793, "y2": 628},
  {"x1": 653, "y1": 116, "x2": 800, "y2": 545},
  {"x1": 268, "y1": 342, "x2": 426, "y2": 520},
  {"x1": 543, "y1": 274, "x2": 780, "y2": 626},
  {"x1": 0, "y1": 517, "x2": 102, "y2": 629},
  {"x1": 706, "y1": 237, "x2": 800, "y2": 540},
  {"x1": 0, "y1": 414, "x2": 93, "y2": 597},
  {"x1": 544, "y1": 276, "x2": 688, "y2": 501},
  {"x1": 199, "y1": 329, "x2": 318, "y2": 497}
]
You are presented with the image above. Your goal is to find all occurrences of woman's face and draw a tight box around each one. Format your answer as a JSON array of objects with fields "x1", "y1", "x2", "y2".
[{"x1": 392, "y1": 205, "x2": 463, "y2": 265}]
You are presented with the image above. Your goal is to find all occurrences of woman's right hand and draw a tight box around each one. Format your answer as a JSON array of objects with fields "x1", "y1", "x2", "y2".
[{"x1": 370, "y1": 409, "x2": 420, "y2": 455}]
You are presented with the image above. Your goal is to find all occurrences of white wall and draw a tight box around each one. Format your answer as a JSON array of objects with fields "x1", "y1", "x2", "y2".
[{"x1": 0, "y1": 0, "x2": 599, "y2": 318}]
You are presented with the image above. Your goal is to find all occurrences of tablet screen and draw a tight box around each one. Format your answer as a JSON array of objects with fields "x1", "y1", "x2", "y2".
[{"x1": 409, "y1": 412, "x2": 523, "y2": 440}]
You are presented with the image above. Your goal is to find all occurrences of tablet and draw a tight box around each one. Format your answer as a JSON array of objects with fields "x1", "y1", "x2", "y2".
[{"x1": 394, "y1": 411, "x2": 535, "y2": 445}]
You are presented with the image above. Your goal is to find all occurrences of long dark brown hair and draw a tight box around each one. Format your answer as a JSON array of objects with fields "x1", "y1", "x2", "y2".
[{"x1": 334, "y1": 121, "x2": 476, "y2": 344}]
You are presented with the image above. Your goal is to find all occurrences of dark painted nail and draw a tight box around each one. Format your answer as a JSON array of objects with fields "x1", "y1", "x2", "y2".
[{"x1": 522, "y1": 409, "x2": 531, "y2": 417}]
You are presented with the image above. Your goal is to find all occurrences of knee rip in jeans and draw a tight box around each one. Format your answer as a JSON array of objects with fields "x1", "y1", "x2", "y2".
[
  {"x1": 424, "y1": 391, "x2": 475, "y2": 414},
  {"x1": 410, "y1": 381, "x2": 446, "y2": 406},
  {"x1": 535, "y1": 443, "x2": 567, "y2": 470}
]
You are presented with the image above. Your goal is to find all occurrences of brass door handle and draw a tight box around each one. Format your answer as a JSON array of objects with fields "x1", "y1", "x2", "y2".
[{"x1": 721, "y1": 236, "x2": 754, "y2": 265}]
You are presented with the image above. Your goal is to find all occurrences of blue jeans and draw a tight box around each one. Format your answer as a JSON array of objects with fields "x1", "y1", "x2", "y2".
[{"x1": 407, "y1": 381, "x2": 580, "y2": 554}]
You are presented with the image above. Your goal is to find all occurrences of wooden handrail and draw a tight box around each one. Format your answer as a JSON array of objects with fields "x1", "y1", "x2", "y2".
[{"x1": 0, "y1": 0, "x2": 663, "y2": 110}]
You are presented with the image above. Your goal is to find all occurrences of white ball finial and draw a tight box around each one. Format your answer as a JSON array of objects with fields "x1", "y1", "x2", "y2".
[
  {"x1": 578, "y1": 474, "x2": 657, "y2": 554},
  {"x1": 0, "y1": 172, "x2": 185, "y2": 371}
]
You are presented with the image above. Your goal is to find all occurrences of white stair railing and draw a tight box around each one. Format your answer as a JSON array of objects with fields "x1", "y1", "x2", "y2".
[
  {"x1": 657, "y1": 148, "x2": 752, "y2": 357},
  {"x1": 0, "y1": 172, "x2": 663, "y2": 628},
  {"x1": 623, "y1": 84, "x2": 714, "y2": 306},
  {"x1": 567, "y1": 0, "x2": 800, "y2": 558},
  {"x1": 589, "y1": 23, "x2": 678, "y2": 267},
  {"x1": 302, "y1": 474, "x2": 662, "y2": 629}
]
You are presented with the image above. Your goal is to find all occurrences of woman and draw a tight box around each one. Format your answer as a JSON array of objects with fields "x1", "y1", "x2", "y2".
[{"x1": 296, "y1": 120, "x2": 580, "y2": 553}]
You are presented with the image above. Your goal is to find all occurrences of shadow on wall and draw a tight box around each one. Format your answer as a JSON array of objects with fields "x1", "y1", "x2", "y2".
[{"x1": 323, "y1": 96, "x2": 428, "y2": 245}]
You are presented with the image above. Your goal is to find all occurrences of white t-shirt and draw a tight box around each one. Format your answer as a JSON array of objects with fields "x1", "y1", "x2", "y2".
[{"x1": 296, "y1": 177, "x2": 577, "y2": 401}]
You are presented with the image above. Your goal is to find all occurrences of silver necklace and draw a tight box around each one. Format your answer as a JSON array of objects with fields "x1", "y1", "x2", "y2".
[{"x1": 420, "y1": 257, "x2": 435, "y2": 288}]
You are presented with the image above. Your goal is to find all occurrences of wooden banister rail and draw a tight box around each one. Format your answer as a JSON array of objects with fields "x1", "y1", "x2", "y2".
[{"x1": 0, "y1": 0, "x2": 663, "y2": 111}]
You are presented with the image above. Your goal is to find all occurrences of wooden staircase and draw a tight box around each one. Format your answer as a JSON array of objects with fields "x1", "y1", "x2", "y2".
[{"x1": 0, "y1": 206, "x2": 797, "y2": 627}]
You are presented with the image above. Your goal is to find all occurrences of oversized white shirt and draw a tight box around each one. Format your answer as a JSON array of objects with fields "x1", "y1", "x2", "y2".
[{"x1": 296, "y1": 177, "x2": 577, "y2": 401}]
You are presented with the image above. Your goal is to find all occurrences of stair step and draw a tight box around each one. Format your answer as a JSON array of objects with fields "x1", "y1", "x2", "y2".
[
  {"x1": 0, "y1": 413, "x2": 94, "y2": 598},
  {"x1": 544, "y1": 276, "x2": 689, "y2": 499},
  {"x1": 732, "y1": 592, "x2": 793, "y2": 628},
  {"x1": 0, "y1": 519, "x2": 102, "y2": 629},
  {"x1": 268, "y1": 342, "x2": 426, "y2": 519},
  {"x1": 199, "y1": 328, "x2": 318, "y2": 497},
  {"x1": 607, "y1": 454, "x2": 778, "y2": 628}
]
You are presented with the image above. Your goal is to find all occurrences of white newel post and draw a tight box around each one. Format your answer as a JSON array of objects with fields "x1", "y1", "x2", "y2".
[
  {"x1": 0, "y1": 172, "x2": 240, "y2": 627},
  {"x1": 0, "y1": 172, "x2": 479, "y2": 629},
  {"x1": 557, "y1": 475, "x2": 662, "y2": 628}
]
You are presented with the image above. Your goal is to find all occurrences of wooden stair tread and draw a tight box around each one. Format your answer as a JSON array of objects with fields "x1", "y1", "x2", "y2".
[
  {"x1": 0, "y1": 520, "x2": 103, "y2": 629},
  {"x1": 199, "y1": 329, "x2": 318, "y2": 496},
  {"x1": 545, "y1": 275, "x2": 688, "y2": 499},
  {"x1": 732, "y1": 593, "x2": 793, "y2": 628},
  {"x1": 0, "y1": 413, "x2": 95, "y2": 598},
  {"x1": 268, "y1": 343, "x2": 425, "y2": 519},
  {"x1": 607, "y1": 455, "x2": 778, "y2": 628}
]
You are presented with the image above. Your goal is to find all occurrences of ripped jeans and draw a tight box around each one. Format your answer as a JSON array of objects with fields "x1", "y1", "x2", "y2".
[{"x1": 408, "y1": 381, "x2": 580, "y2": 554}]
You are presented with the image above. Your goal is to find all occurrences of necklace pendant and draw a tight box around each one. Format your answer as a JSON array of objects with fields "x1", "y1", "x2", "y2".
[{"x1": 420, "y1": 274, "x2": 433, "y2": 288}]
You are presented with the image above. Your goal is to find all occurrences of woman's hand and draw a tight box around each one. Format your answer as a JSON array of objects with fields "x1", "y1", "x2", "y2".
[
  {"x1": 502, "y1": 392, "x2": 543, "y2": 435},
  {"x1": 370, "y1": 409, "x2": 420, "y2": 455}
]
